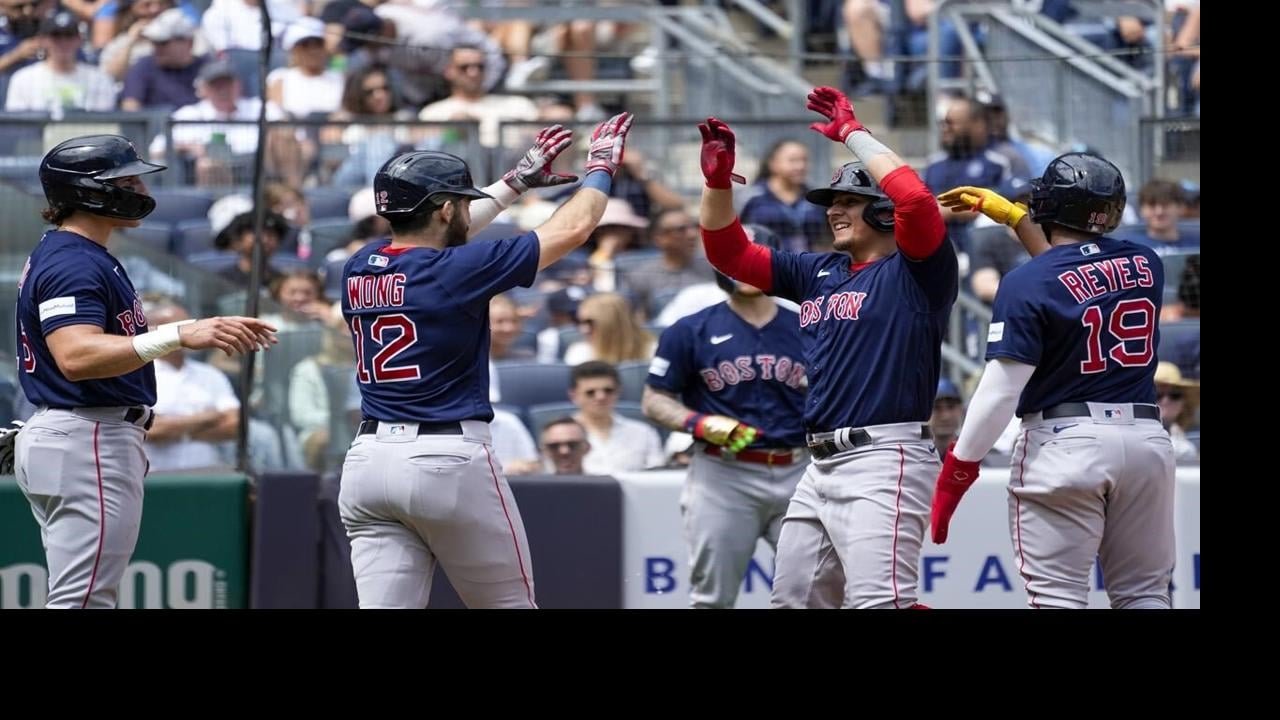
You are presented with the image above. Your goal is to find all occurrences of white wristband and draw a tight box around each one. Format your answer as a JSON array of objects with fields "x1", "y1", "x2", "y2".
[{"x1": 132, "y1": 319, "x2": 195, "y2": 362}]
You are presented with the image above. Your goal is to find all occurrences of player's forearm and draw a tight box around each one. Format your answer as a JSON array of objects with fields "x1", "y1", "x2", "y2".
[
  {"x1": 468, "y1": 181, "x2": 521, "y2": 237},
  {"x1": 1013, "y1": 214, "x2": 1051, "y2": 257},
  {"x1": 699, "y1": 186, "x2": 736, "y2": 231},
  {"x1": 48, "y1": 331, "x2": 152, "y2": 381},
  {"x1": 642, "y1": 386, "x2": 698, "y2": 433},
  {"x1": 844, "y1": 131, "x2": 906, "y2": 182},
  {"x1": 534, "y1": 173, "x2": 611, "y2": 270},
  {"x1": 952, "y1": 359, "x2": 1036, "y2": 462}
]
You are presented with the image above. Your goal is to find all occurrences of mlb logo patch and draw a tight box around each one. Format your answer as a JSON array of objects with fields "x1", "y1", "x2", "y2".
[
  {"x1": 1104, "y1": 408, "x2": 1124, "y2": 418},
  {"x1": 368, "y1": 255, "x2": 389, "y2": 267},
  {"x1": 1081, "y1": 243, "x2": 1100, "y2": 256},
  {"x1": 389, "y1": 424, "x2": 406, "y2": 435}
]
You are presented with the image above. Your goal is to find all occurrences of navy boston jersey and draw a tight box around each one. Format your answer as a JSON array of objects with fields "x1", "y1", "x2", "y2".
[
  {"x1": 769, "y1": 242, "x2": 958, "y2": 430},
  {"x1": 987, "y1": 237, "x2": 1163, "y2": 416},
  {"x1": 342, "y1": 232, "x2": 540, "y2": 423},
  {"x1": 646, "y1": 302, "x2": 808, "y2": 448},
  {"x1": 16, "y1": 230, "x2": 157, "y2": 408}
]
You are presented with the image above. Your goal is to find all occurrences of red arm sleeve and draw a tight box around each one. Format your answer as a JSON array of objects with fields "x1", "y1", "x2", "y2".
[
  {"x1": 881, "y1": 165, "x2": 946, "y2": 260},
  {"x1": 701, "y1": 219, "x2": 774, "y2": 292}
]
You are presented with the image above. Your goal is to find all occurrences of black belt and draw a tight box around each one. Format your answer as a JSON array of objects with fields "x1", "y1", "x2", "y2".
[
  {"x1": 1040, "y1": 403, "x2": 1160, "y2": 421},
  {"x1": 123, "y1": 406, "x2": 156, "y2": 431},
  {"x1": 357, "y1": 420, "x2": 464, "y2": 436},
  {"x1": 806, "y1": 425, "x2": 932, "y2": 460}
]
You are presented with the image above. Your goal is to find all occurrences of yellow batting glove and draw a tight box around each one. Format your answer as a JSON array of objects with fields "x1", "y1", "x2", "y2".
[
  {"x1": 725, "y1": 424, "x2": 761, "y2": 454},
  {"x1": 937, "y1": 186, "x2": 1027, "y2": 227}
]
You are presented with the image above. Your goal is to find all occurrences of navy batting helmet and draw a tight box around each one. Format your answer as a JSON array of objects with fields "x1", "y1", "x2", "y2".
[
  {"x1": 373, "y1": 150, "x2": 493, "y2": 219},
  {"x1": 805, "y1": 160, "x2": 895, "y2": 233},
  {"x1": 716, "y1": 223, "x2": 782, "y2": 294},
  {"x1": 1028, "y1": 152, "x2": 1126, "y2": 234},
  {"x1": 39, "y1": 134, "x2": 166, "y2": 221}
]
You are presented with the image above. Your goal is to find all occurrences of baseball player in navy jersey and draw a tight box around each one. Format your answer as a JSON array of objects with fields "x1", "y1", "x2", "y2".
[
  {"x1": 696, "y1": 86, "x2": 958, "y2": 609},
  {"x1": 642, "y1": 223, "x2": 810, "y2": 609},
  {"x1": 930, "y1": 153, "x2": 1176, "y2": 609},
  {"x1": 338, "y1": 115, "x2": 635, "y2": 609},
  {"x1": 10, "y1": 135, "x2": 277, "y2": 609}
]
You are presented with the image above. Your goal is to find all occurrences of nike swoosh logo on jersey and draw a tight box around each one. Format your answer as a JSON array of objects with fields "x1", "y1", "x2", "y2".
[
  {"x1": 710, "y1": 334, "x2": 733, "y2": 345},
  {"x1": 817, "y1": 269, "x2": 832, "y2": 277},
  {"x1": 1052, "y1": 424, "x2": 1078, "y2": 433}
]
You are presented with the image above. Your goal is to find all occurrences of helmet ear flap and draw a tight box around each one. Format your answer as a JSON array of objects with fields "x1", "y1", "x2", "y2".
[{"x1": 862, "y1": 198, "x2": 895, "y2": 233}]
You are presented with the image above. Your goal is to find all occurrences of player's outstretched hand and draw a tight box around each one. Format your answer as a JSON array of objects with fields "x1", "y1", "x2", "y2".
[
  {"x1": 502, "y1": 124, "x2": 579, "y2": 192},
  {"x1": 806, "y1": 86, "x2": 867, "y2": 143},
  {"x1": 697, "y1": 117, "x2": 747, "y2": 188},
  {"x1": 937, "y1": 186, "x2": 1028, "y2": 227},
  {"x1": 930, "y1": 444, "x2": 980, "y2": 544},
  {"x1": 584, "y1": 112, "x2": 635, "y2": 177},
  {"x1": 180, "y1": 317, "x2": 279, "y2": 357},
  {"x1": 688, "y1": 414, "x2": 762, "y2": 453}
]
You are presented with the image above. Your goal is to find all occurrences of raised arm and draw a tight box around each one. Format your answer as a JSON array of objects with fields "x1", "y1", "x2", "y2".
[{"x1": 469, "y1": 124, "x2": 579, "y2": 236}]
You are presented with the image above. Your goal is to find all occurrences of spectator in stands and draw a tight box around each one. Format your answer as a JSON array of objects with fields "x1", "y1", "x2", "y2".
[
  {"x1": 564, "y1": 292, "x2": 655, "y2": 366},
  {"x1": 320, "y1": 0, "x2": 388, "y2": 57},
  {"x1": 929, "y1": 377, "x2": 965, "y2": 457},
  {"x1": 372, "y1": 0, "x2": 507, "y2": 108},
  {"x1": 289, "y1": 324, "x2": 355, "y2": 471},
  {"x1": 968, "y1": 204, "x2": 1032, "y2": 304},
  {"x1": 839, "y1": 0, "x2": 893, "y2": 94},
  {"x1": 741, "y1": 139, "x2": 829, "y2": 252},
  {"x1": 200, "y1": 0, "x2": 302, "y2": 53},
  {"x1": 214, "y1": 210, "x2": 290, "y2": 289},
  {"x1": 267, "y1": 16, "x2": 344, "y2": 118},
  {"x1": 263, "y1": 269, "x2": 333, "y2": 332},
  {"x1": 976, "y1": 91, "x2": 1046, "y2": 178},
  {"x1": 1154, "y1": 361, "x2": 1198, "y2": 464},
  {"x1": 536, "y1": 284, "x2": 591, "y2": 364},
  {"x1": 98, "y1": 0, "x2": 177, "y2": 81},
  {"x1": 1162, "y1": 254, "x2": 1199, "y2": 380},
  {"x1": 143, "y1": 297, "x2": 241, "y2": 471},
  {"x1": 586, "y1": 198, "x2": 648, "y2": 292},
  {"x1": 418, "y1": 44, "x2": 538, "y2": 148},
  {"x1": 924, "y1": 95, "x2": 1023, "y2": 250},
  {"x1": 4, "y1": 11, "x2": 115, "y2": 112},
  {"x1": 156, "y1": 57, "x2": 303, "y2": 187},
  {"x1": 610, "y1": 147, "x2": 687, "y2": 222},
  {"x1": 540, "y1": 416, "x2": 591, "y2": 476},
  {"x1": 117, "y1": 7, "x2": 205, "y2": 110},
  {"x1": 89, "y1": 0, "x2": 199, "y2": 49},
  {"x1": 0, "y1": 0, "x2": 54, "y2": 77},
  {"x1": 1121, "y1": 179, "x2": 1200, "y2": 254},
  {"x1": 622, "y1": 207, "x2": 714, "y2": 319},
  {"x1": 492, "y1": 408, "x2": 541, "y2": 475},
  {"x1": 569, "y1": 362, "x2": 664, "y2": 475},
  {"x1": 328, "y1": 64, "x2": 420, "y2": 188},
  {"x1": 263, "y1": 182, "x2": 313, "y2": 257},
  {"x1": 491, "y1": 294, "x2": 534, "y2": 362}
]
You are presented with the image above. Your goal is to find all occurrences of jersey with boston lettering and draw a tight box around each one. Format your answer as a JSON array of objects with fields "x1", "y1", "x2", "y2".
[
  {"x1": 769, "y1": 242, "x2": 957, "y2": 431},
  {"x1": 646, "y1": 302, "x2": 807, "y2": 448},
  {"x1": 341, "y1": 233, "x2": 540, "y2": 423},
  {"x1": 16, "y1": 230, "x2": 155, "y2": 408},
  {"x1": 986, "y1": 236, "x2": 1163, "y2": 416}
]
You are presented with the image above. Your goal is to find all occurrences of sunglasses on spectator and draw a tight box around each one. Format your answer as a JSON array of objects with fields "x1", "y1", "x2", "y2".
[
  {"x1": 545, "y1": 441, "x2": 585, "y2": 452},
  {"x1": 1157, "y1": 391, "x2": 1185, "y2": 401},
  {"x1": 454, "y1": 62, "x2": 486, "y2": 73},
  {"x1": 363, "y1": 83, "x2": 391, "y2": 96}
]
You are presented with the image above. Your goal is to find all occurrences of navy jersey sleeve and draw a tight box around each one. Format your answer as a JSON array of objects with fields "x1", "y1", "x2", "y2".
[
  {"x1": 903, "y1": 235, "x2": 959, "y2": 310},
  {"x1": 645, "y1": 319, "x2": 695, "y2": 395},
  {"x1": 769, "y1": 250, "x2": 830, "y2": 303},
  {"x1": 34, "y1": 255, "x2": 111, "y2": 334},
  {"x1": 439, "y1": 232, "x2": 540, "y2": 314},
  {"x1": 985, "y1": 266, "x2": 1043, "y2": 366}
]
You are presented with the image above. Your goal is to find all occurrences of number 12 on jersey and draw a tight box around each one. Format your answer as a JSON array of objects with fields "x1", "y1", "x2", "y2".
[{"x1": 351, "y1": 314, "x2": 422, "y2": 383}]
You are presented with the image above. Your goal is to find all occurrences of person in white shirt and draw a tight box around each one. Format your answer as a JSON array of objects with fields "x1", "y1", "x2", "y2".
[
  {"x1": 4, "y1": 11, "x2": 115, "y2": 112},
  {"x1": 418, "y1": 44, "x2": 538, "y2": 148},
  {"x1": 491, "y1": 408, "x2": 540, "y2": 475},
  {"x1": 143, "y1": 298, "x2": 241, "y2": 472},
  {"x1": 266, "y1": 16, "x2": 343, "y2": 118},
  {"x1": 569, "y1": 361, "x2": 664, "y2": 476},
  {"x1": 200, "y1": 0, "x2": 301, "y2": 52}
]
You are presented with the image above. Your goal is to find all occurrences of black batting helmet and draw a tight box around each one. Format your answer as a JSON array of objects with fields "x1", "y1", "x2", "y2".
[
  {"x1": 373, "y1": 150, "x2": 493, "y2": 219},
  {"x1": 805, "y1": 161, "x2": 895, "y2": 233},
  {"x1": 716, "y1": 223, "x2": 782, "y2": 294},
  {"x1": 39, "y1": 134, "x2": 166, "y2": 221},
  {"x1": 1028, "y1": 152, "x2": 1126, "y2": 234}
]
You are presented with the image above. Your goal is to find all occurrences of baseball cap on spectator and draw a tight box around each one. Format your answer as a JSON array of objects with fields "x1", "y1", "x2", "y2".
[
  {"x1": 40, "y1": 10, "x2": 79, "y2": 36},
  {"x1": 547, "y1": 285, "x2": 592, "y2": 316},
  {"x1": 597, "y1": 198, "x2": 647, "y2": 230},
  {"x1": 142, "y1": 8, "x2": 196, "y2": 43},
  {"x1": 936, "y1": 378, "x2": 962, "y2": 402},
  {"x1": 197, "y1": 56, "x2": 237, "y2": 84},
  {"x1": 208, "y1": 193, "x2": 254, "y2": 238},
  {"x1": 283, "y1": 16, "x2": 325, "y2": 52}
]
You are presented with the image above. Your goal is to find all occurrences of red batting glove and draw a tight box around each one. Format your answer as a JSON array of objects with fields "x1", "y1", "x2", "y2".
[
  {"x1": 806, "y1": 86, "x2": 867, "y2": 143},
  {"x1": 697, "y1": 117, "x2": 746, "y2": 189},
  {"x1": 930, "y1": 443, "x2": 981, "y2": 544}
]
